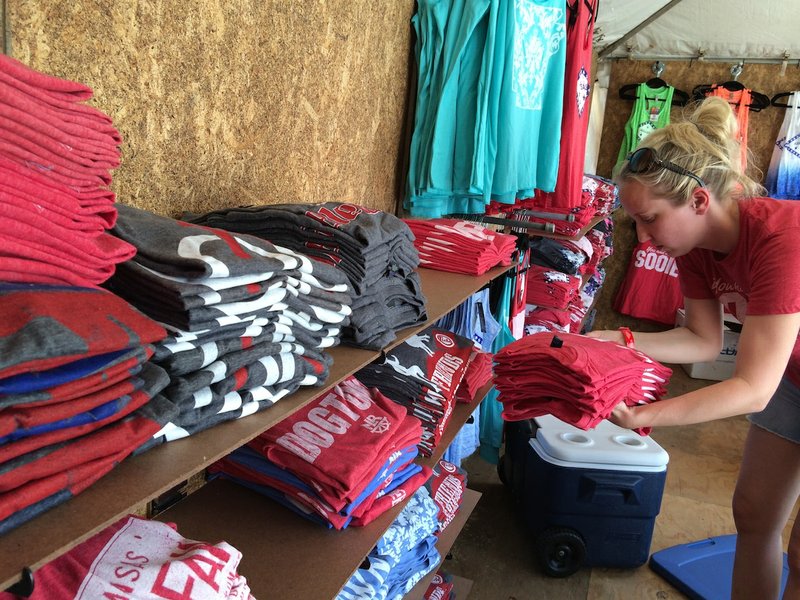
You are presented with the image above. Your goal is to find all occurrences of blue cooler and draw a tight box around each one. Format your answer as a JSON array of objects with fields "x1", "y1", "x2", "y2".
[{"x1": 499, "y1": 415, "x2": 669, "y2": 577}]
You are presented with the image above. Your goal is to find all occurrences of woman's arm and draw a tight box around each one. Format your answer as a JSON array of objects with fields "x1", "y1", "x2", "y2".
[
  {"x1": 587, "y1": 297, "x2": 724, "y2": 363},
  {"x1": 611, "y1": 311, "x2": 800, "y2": 429}
]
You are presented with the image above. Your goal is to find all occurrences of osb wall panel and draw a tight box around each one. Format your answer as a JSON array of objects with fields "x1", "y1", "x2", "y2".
[
  {"x1": 591, "y1": 59, "x2": 800, "y2": 332},
  {"x1": 9, "y1": 1, "x2": 415, "y2": 217}
]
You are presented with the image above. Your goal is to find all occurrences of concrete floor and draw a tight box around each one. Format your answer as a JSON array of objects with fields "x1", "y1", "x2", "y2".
[{"x1": 445, "y1": 367, "x2": 798, "y2": 599}]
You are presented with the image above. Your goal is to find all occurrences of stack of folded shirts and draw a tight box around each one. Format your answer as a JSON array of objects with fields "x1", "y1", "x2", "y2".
[
  {"x1": 211, "y1": 376, "x2": 428, "y2": 530},
  {"x1": 424, "y1": 570, "x2": 456, "y2": 600},
  {"x1": 529, "y1": 235, "x2": 592, "y2": 276},
  {"x1": 0, "y1": 284, "x2": 175, "y2": 534},
  {"x1": 353, "y1": 327, "x2": 473, "y2": 456},
  {"x1": 336, "y1": 486, "x2": 441, "y2": 600},
  {"x1": 105, "y1": 204, "x2": 353, "y2": 446},
  {"x1": 402, "y1": 218, "x2": 516, "y2": 275},
  {"x1": 493, "y1": 332, "x2": 672, "y2": 434},
  {"x1": 184, "y1": 202, "x2": 427, "y2": 350},
  {"x1": 424, "y1": 459, "x2": 467, "y2": 533},
  {"x1": 4, "y1": 514, "x2": 254, "y2": 599},
  {"x1": 0, "y1": 55, "x2": 133, "y2": 287},
  {"x1": 454, "y1": 350, "x2": 493, "y2": 404},
  {"x1": 488, "y1": 174, "x2": 618, "y2": 237},
  {"x1": 525, "y1": 264, "x2": 582, "y2": 310}
]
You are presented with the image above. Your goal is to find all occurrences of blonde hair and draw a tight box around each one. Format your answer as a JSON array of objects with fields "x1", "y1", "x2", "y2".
[{"x1": 616, "y1": 96, "x2": 765, "y2": 205}]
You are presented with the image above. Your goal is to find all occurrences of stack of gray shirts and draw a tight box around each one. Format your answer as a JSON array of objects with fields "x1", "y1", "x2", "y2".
[
  {"x1": 185, "y1": 202, "x2": 427, "y2": 350},
  {"x1": 106, "y1": 204, "x2": 353, "y2": 447}
]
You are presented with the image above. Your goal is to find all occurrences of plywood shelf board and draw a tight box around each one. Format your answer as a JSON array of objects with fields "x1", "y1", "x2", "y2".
[
  {"x1": 0, "y1": 265, "x2": 508, "y2": 590},
  {"x1": 158, "y1": 483, "x2": 481, "y2": 600}
]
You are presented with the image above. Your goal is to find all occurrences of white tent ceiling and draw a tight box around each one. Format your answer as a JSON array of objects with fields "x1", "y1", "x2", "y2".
[{"x1": 594, "y1": 0, "x2": 800, "y2": 63}]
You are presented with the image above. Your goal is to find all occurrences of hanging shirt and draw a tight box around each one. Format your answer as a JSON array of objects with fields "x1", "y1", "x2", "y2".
[
  {"x1": 613, "y1": 240, "x2": 683, "y2": 325},
  {"x1": 708, "y1": 85, "x2": 751, "y2": 170},
  {"x1": 537, "y1": 0, "x2": 598, "y2": 208},
  {"x1": 615, "y1": 83, "x2": 674, "y2": 168},
  {"x1": 490, "y1": 0, "x2": 567, "y2": 202},
  {"x1": 766, "y1": 91, "x2": 800, "y2": 200}
]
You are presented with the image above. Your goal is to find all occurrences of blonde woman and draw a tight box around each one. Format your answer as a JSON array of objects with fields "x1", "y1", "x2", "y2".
[{"x1": 590, "y1": 96, "x2": 800, "y2": 598}]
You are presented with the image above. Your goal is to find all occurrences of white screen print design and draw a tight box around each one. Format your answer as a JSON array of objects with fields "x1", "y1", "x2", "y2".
[{"x1": 513, "y1": 0, "x2": 565, "y2": 111}]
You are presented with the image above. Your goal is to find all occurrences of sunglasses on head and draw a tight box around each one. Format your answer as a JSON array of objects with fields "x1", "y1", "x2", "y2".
[{"x1": 625, "y1": 147, "x2": 706, "y2": 188}]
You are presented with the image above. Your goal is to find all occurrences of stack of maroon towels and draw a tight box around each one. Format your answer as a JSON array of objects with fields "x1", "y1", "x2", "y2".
[
  {"x1": 493, "y1": 332, "x2": 671, "y2": 434},
  {"x1": 0, "y1": 54, "x2": 132, "y2": 287},
  {"x1": 403, "y1": 219, "x2": 516, "y2": 275}
]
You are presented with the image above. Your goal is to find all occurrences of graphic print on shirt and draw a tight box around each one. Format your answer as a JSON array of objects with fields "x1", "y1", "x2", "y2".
[
  {"x1": 513, "y1": 0, "x2": 565, "y2": 111},
  {"x1": 406, "y1": 333, "x2": 435, "y2": 357},
  {"x1": 303, "y1": 203, "x2": 379, "y2": 229},
  {"x1": 777, "y1": 132, "x2": 800, "y2": 160},
  {"x1": 637, "y1": 106, "x2": 661, "y2": 142},
  {"x1": 576, "y1": 65, "x2": 590, "y2": 116},
  {"x1": 75, "y1": 517, "x2": 243, "y2": 600}
]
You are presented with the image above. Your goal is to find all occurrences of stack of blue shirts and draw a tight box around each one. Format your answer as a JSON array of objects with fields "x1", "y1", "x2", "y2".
[{"x1": 337, "y1": 486, "x2": 442, "y2": 600}]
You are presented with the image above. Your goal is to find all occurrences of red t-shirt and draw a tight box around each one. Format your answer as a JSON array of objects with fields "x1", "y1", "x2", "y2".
[{"x1": 677, "y1": 197, "x2": 800, "y2": 386}]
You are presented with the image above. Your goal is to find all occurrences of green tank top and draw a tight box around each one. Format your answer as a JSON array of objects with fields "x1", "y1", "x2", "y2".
[{"x1": 616, "y1": 82, "x2": 675, "y2": 168}]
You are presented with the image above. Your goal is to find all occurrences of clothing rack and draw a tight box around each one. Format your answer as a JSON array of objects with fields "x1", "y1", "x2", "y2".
[{"x1": 444, "y1": 213, "x2": 557, "y2": 233}]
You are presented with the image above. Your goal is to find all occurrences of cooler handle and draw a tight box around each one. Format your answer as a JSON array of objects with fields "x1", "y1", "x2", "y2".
[{"x1": 579, "y1": 473, "x2": 644, "y2": 505}]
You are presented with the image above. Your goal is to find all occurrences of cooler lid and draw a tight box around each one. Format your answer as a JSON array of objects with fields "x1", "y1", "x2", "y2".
[{"x1": 533, "y1": 414, "x2": 670, "y2": 468}]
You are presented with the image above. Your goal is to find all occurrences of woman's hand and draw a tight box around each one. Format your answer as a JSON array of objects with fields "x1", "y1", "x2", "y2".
[{"x1": 606, "y1": 401, "x2": 640, "y2": 430}]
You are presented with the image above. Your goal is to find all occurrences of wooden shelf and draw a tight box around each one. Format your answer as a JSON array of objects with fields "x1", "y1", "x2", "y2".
[
  {"x1": 155, "y1": 399, "x2": 486, "y2": 599},
  {"x1": 406, "y1": 489, "x2": 481, "y2": 598},
  {"x1": 0, "y1": 265, "x2": 507, "y2": 591}
]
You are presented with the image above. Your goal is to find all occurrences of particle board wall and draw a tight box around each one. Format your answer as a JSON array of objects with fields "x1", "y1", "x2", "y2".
[
  {"x1": 7, "y1": 1, "x2": 415, "y2": 217},
  {"x1": 591, "y1": 59, "x2": 800, "y2": 332}
]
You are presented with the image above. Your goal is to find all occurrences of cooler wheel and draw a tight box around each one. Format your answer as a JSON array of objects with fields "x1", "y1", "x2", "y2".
[
  {"x1": 536, "y1": 527, "x2": 586, "y2": 578},
  {"x1": 497, "y1": 453, "x2": 509, "y2": 486}
]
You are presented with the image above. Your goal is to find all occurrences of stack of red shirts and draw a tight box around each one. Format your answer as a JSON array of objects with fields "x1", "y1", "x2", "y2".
[
  {"x1": 487, "y1": 175, "x2": 617, "y2": 238},
  {"x1": 525, "y1": 264, "x2": 582, "y2": 310},
  {"x1": 0, "y1": 55, "x2": 133, "y2": 287},
  {"x1": 0, "y1": 515, "x2": 254, "y2": 599},
  {"x1": 0, "y1": 284, "x2": 175, "y2": 535},
  {"x1": 524, "y1": 305, "x2": 572, "y2": 334},
  {"x1": 403, "y1": 218, "x2": 516, "y2": 275},
  {"x1": 493, "y1": 332, "x2": 671, "y2": 435},
  {"x1": 424, "y1": 571, "x2": 456, "y2": 600},
  {"x1": 353, "y1": 327, "x2": 473, "y2": 456},
  {"x1": 216, "y1": 376, "x2": 427, "y2": 530},
  {"x1": 454, "y1": 350, "x2": 493, "y2": 404}
]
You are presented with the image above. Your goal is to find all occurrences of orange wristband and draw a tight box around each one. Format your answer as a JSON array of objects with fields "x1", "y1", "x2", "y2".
[{"x1": 618, "y1": 326, "x2": 635, "y2": 348}]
